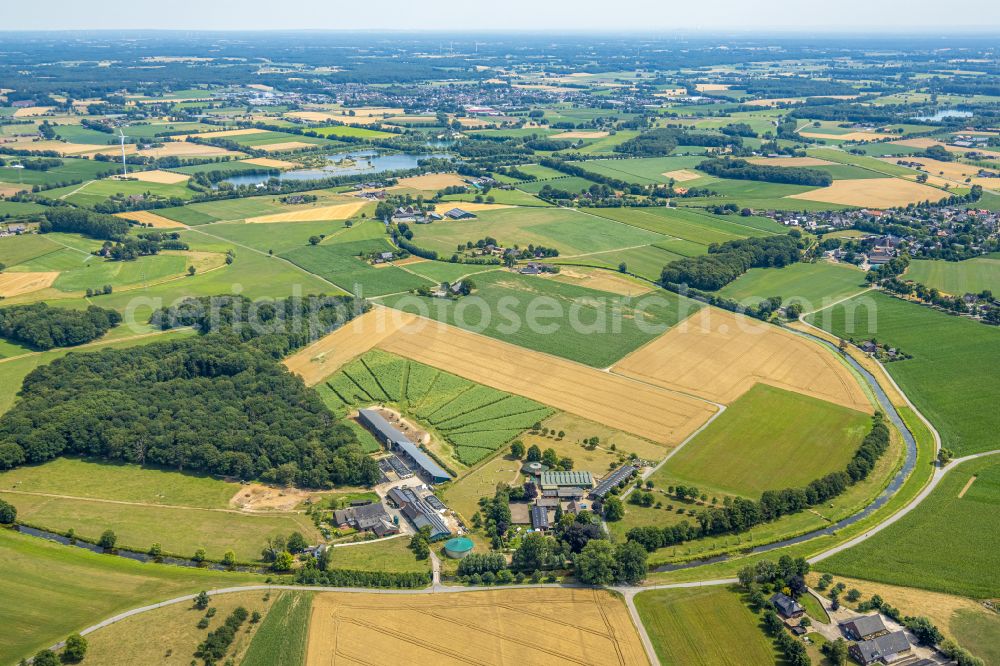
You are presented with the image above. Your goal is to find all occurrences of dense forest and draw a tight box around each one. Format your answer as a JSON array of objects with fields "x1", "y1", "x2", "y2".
[
  {"x1": 660, "y1": 234, "x2": 802, "y2": 290},
  {"x1": 697, "y1": 158, "x2": 833, "y2": 187},
  {"x1": 0, "y1": 303, "x2": 121, "y2": 350},
  {"x1": 40, "y1": 208, "x2": 131, "y2": 241}
]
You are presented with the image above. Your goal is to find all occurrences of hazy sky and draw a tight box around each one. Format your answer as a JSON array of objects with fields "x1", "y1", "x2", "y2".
[{"x1": 3, "y1": 0, "x2": 999, "y2": 32}]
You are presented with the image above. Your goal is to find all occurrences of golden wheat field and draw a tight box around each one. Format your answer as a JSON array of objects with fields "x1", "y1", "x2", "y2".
[
  {"x1": 612, "y1": 308, "x2": 872, "y2": 412},
  {"x1": 395, "y1": 172, "x2": 468, "y2": 190},
  {"x1": 245, "y1": 200, "x2": 369, "y2": 223},
  {"x1": 0, "y1": 271, "x2": 59, "y2": 298},
  {"x1": 553, "y1": 130, "x2": 610, "y2": 139},
  {"x1": 259, "y1": 141, "x2": 316, "y2": 153},
  {"x1": 283, "y1": 309, "x2": 419, "y2": 385},
  {"x1": 113, "y1": 210, "x2": 188, "y2": 228},
  {"x1": 787, "y1": 177, "x2": 950, "y2": 208},
  {"x1": 375, "y1": 315, "x2": 716, "y2": 446},
  {"x1": 137, "y1": 142, "x2": 239, "y2": 158},
  {"x1": 128, "y1": 169, "x2": 190, "y2": 184},
  {"x1": 305, "y1": 589, "x2": 649, "y2": 666}
]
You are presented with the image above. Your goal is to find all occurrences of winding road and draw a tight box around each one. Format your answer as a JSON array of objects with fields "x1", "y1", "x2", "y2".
[{"x1": 29, "y1": 319, "x2": 1000, "y2": 666}]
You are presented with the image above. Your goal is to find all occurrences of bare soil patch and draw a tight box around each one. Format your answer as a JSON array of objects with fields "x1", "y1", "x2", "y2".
[
  {"x1": 662, "y1": 169, "x2": 703, "y2": 181},
  {"x1": 550, "y1": 266, "x2": 653, "y2": 296},
  {"x1": 0, "y1": 183, "x2": 29, "y2": 197},
  {"x1": 228, "y1": 483, "x2": 321, "y2": 512},
  {"x1": 957, "y1": 475, "x2": 977, "y2": 499}
]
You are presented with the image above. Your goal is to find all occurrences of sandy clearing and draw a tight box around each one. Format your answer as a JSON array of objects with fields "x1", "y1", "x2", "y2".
[
  {"x1": 787, "y1": 177, "x2": 950, "y2": 208},
  {"x1": 663, "y1": 169, "x2": 703, "y2": 181},
  {"x1": 395, "y1": 173, "x2": 467, "y2": 190},
  {"x1": 114, "y1": 210, "x2": 188, "y2": 229},
  {"x1": 283, "y1": 309, "x2": 419, "y2": 386},
  {"x1": 306, "y1": 589, "x2": 650, "y2": 666},
  {"x1": 12, "y1": 106, "x2": 55, "y2": 117},
  {"x1": 800, "y1": 131, "x2": 891, "y2": 141},
  {"x1": 242, "y1": 157, "x2": 300, "y2": 169},
  {"x1": 245, "y1": 200, "x2": 368, "y2": 223},
  {"x1": 0, "y1": 271, "x2": 59, "y2": 297},
  {"x1": 376, "y1": 314, "x2": 715, "y2": 446},
  {"x1": 747, "y1": 156, "x2": 836, "y2": 167},
  {"x1": 0, "y1": 183, "x2": 29, "y2": 197},
  {"x1": 137, "y1": 142, "x2": 239, "y2": 158},
  {"x1": 128, "y1": 169, "x2": 190, "y2": 184},
  {"x1": 229, "y1": 483, "x2": 321, "y2": 511},
  {"x1": 258, "y1": 141, "x2": 315, "y2": 153},
  {"x1": 613, "y1": 308, "x2": 872, "y2": 412},
  {"x1": 957, "y1": 475, "x2": 977, "y2": 499},
  {"x1": 554, "y1": 130, "x2": 610, "y2": 139}
]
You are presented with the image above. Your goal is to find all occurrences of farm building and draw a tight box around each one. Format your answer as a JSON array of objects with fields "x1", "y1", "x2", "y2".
[
  {"x1": 530, "y1": 505, "x2": 551, "y2": 531},
  {"x1": 539, "y1": 470, "x2": 593, "y2": 491},
  {"x1": 589, "y1": 464, "x2": 638, "y2": 500},
  {"x1": 839, "y1": 615, "x2": 889, "y2": 641},
  {"x1": 444, "y1": 207, "x2": 477, "y2": 220},
  {"x1": 849, "y1": 630, "x2": 912, "y2": 665},
  {"x1": 770, "y1": 593, "x2": 805, "y2": 619},
  {"x1": 332, "y1": 502, "x2": 399, "y2": 538},
  {"x1": 358, "y1": 409, "x2": 451, "y2": 483},
  {"x1": 387, "y1": 486, "x2": 451, "y2": 540}
]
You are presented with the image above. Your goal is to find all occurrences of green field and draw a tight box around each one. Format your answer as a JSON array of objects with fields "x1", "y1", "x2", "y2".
[
  {"x1": 381, "y1": 270, "x2": 702, "y2": 367},
  {"x1": 0, "y1": 459, "x2": 320, "y2": 562},
  {"x1": 242, "y1": 592, "x2": 314, "y2": 666},
  {"x1": 905, "y1": 255, "x2": 1000, "y2": 295},
  {"x1": 950, "y1": 608, "x2": 1000, "y2": 666},
  {"x1": 718, "y1": 261, "x2": 868, "y2": 309},
  {"x1": 319, "y1": 349, "x2": 553, "y2": 466},
  {"x1": 808, "y1": 292, "x2": 1000, "y2": 455},
  {"x1": 587, "y1": 206, "x2": 781, "y2": 249},
  {"x1": 44, "y1": 178, "x2": 196, "y2": 208},
  {"x1": 323, "y1": 536, "x2": 432, "y2": 573},
  {"x1": 155, "y1": 196, "x2": 289, "y2": 225},
  {"x1": 0, "y1": 233, "x2": 65, "y2": 266},
  {"x1": 554, "y1": 243, "x2": 686, "y2": 281},
  {"x1": 518, "y1": 175, "x2": 602, "y2": 194},
  {"x1": 410, "y1": 205, "x2": 666, "y2": 257},
  {"x1": 0, "y1": 200, "x2": 48, "y2": 219},
  {"x1": 569, "y1": 156, "x2": 710, "y2": 186},
  {"x1": 440, "y1": 188, "x2": 549, "y2": 207},
  {"x1": 0, "y1": 528, "x2": 263, "y2": 663},
  {"x1": 634, "y1": 586, "x2": 779, "y2": 666},
  {"x1": 281, "y1": 237, "x2": 431, "y2": 297},
  {"x1": 0, "y1": 158, "x2": 117, "y2": 187},
  {"x1": 820, "y1": 455, "x2": 1000, "y2": 598},
  {"x1": 167, "y1": 159, "x2": 285, "y2": 176},
  {"x1": 652, "y1": 384, "x2": 870, "y2": 498},
  {"x1": 310, "y1": 125, "x2": 396, "y2": 139}
]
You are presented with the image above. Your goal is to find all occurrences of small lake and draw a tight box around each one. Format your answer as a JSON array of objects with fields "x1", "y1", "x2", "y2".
[
  {"x1": 910, "y1": 109, "x2": 973, "y2": 122},
  {"x1": 220, "y1": 150, "x2": 450, "y2": 187}
]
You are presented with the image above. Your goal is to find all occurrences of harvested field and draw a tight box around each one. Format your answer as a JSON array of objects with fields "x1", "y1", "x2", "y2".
[
  {"x1": 554, "y1": 130, "x2": 610, "y2": 139},
  {"x1": 0, "y1": 183, "x2": 28, "y2": 197},
  {"x1": 663, "y1": 169, "x2": 702, "y2": 181},
  {"x1": 305, "y1": 589, "x2": 649, "y2": 666},
  {"x1": 375, "y1": 314, "x2": 716, "y2": 446},
  {"x1": 128, "y1": 169, "x2": 190, "y2": 184},
  {"x1": 695, "y1": 83, "x2": 730, "y2": 92},
  {"x1": 395, "y1": 172, "x2": 467, "y2": 190},
  {"x1": 891, "y1": 137, "x2": 943, "y2": 149},
  {"x1": 0, "y1": 271, "x2": 58, "y2": 297},
  {"x1": 800, "y1": 131, "x2": 890, "y2": 141},
  {"x1": 787, "y1": 177, "x2": 949, "y2": 208},
  {"x1": 743, "y1": 97, "x2": 806, "y2": 107},
  {"x1": 549, "y1": 266, "x2": 653, "y2": 296},
  {"x1": 243, "y1": 157, "x2": 300, "y2": 169},
  {"x1": 137, "y1": 142, "x2": 239, "y2": 158},
  {"x1": 283, "y1": 309, "x2": 418, "y2": 386},
  {"x1": 747, "y1": 156, "x2": 835, "y2": 167},
  {"x1": 259, "y1": 141, "x2": 316, "y2": 153},
  {"x1": 114, "y1": 210, "x2": 188, "y2": 228},
  {"x1": 3, "y1": 140, "x2": 122, "y2": 156},
  {"x1": 245, "y1": 200, "x2": 368, "y2": 223},
  {"x1": 879, "y1": 156, "x2": 999, "y2": 187},
  {"x1": 12, "y1": 106, "x2": 54, "y2": 117},
  {"x1": 612, "y1": 308, "x2": 872, "y2": 412},
  {"x1": 178, "y1": 128, "x2": 269, "y2": 140}
]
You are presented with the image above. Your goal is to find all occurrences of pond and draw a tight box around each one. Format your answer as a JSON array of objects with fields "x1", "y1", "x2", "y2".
[
  {"x1": 910, "y1": 109, "x2": 973, "y2": 122},
  {"x1": 220, "y1": 150, "x2": 450, "y2": 187}
]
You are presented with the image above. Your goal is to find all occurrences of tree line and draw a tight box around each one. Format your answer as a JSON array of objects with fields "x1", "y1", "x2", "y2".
[
  {"x1": 660, "y1": 233, "x2": 802, "y2": 291},
  {"x1": 697, "y1": 158, "x2": 833, "y2": 187},
  {"x1": 0, "y1": 303, "x2": 121, "y2": 350}
]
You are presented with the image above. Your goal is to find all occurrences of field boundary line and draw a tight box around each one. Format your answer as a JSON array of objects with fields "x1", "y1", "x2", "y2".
[{"x1": 957, "y1": 475, "x2": 977, "y2": 498}]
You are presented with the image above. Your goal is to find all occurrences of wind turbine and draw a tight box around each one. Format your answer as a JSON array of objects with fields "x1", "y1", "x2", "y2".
[{"x1": 117, "y1": 127, "x2": 129, "y2": 177}]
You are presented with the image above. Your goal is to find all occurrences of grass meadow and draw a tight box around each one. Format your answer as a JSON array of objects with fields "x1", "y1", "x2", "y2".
[
  {"x1": 634, "y1": 586, "x2": 780, "y2": 666},
  {"x1": 820, "y1": 455, "x2": 1000, "y2": 598},
  {"x1": 808, "y1": 292, "x2": 1000, "y2": 455},
  {"x1": 718, "y1": 261, "x2": 868, "y2": 308},
  {"x1": 905, "y1": 255, "x2": 1000, "y2": 295}
]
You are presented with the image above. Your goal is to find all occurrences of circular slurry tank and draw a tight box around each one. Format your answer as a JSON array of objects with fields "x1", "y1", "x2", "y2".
[{"x1": 443, "y1": 536, "x2": 474, "y2": 559}]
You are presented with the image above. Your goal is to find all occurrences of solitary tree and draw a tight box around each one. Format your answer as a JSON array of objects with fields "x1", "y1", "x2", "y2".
[
  {"x1": 0, "y1": 498, "x2": 16, "y2": 524},
  {"x1": 61, "y1": 634, "x2": 87, "y2": 663},
  {"x1": 509, "y1": 440, "x2": 525, "y2": 459},
  {"x1": 222, "y1": 550, "x2": 237, "y2": 567},
  {"x1": 194, "y1": 591, "x2": 210, "y2": 610},
  {"x1": 98, "y1": 529, "x2": 117, "y2": 550}
]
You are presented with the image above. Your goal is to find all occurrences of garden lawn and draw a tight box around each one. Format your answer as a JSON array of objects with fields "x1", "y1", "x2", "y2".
[
  {"x1": 324, "y1": 536, "x2": 431, "y2": 574},
  {"x1": 653, "y1": 384, "x2": 871, "y2": 498},
  {"x1": 634, "y1": 586, "x2": 779, "y2": 666},
  {"x1": 380, "y1": 270, "x2": 701, "y2": 367},
  {"x1": 820, "y1": 455, "x2": 1000, "y2": 598},
  {"x1": 807, "y1": 292, "x2": 1000, "y2": 455}
]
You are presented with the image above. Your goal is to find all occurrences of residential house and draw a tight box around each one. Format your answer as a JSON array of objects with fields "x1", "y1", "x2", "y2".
[
  {"x1": 770, "y1": 593, "x2": 805, "y2": 619},
  {"x1": 849, "y1": 630, "x2": 912, "y2": 665},
  {"x1": 840, "y1": 615, "x2": 889, "y2": 641}
]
